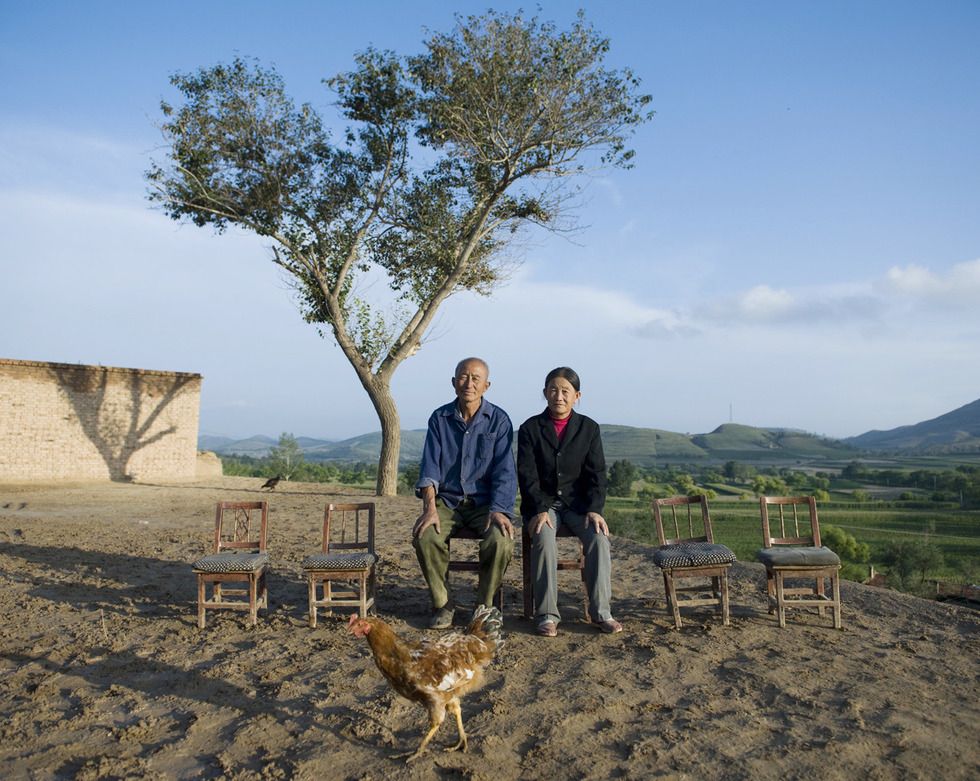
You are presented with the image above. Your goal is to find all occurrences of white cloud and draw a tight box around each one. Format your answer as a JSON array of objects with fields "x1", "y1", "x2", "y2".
[
  {"x1": 736, "y1": 284, "x2": 796, "y2": 320},
  {"x1": 882, "y1": 258, "x2": 980, "y2": 307}
]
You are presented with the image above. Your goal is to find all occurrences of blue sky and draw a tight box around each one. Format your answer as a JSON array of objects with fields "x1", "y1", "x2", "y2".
[{"x1": 2, "y1": 1, "x2": 978, "y2": 441}]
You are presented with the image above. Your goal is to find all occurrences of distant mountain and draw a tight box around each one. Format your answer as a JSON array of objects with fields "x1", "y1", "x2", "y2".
[
  {"x1": 200, "y1": 424, "x2": 853, "y2": 467},
  {"x1": 845, "y1": 398, "x2": 980, "y2": 454},
  {"x1": 205, "y1": 434, "x2": 279, "y2": 457},
  {"x1": 301, "y1": 430, "x2": 428, "y2": 464},
  {"x1": 199, "y1": 399, "x2": 980, "y2": 465},
  {"x1": 197, "y1": 435, "x2": 238, "y2": 452},
  {"x1": 202, "y1": 430, "x2": 428, "y2": 465}
]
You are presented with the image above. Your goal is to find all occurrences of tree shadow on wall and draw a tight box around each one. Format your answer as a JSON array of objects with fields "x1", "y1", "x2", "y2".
[{"x1": 50, "y1": 365, "x2": 197, "y2": 481}]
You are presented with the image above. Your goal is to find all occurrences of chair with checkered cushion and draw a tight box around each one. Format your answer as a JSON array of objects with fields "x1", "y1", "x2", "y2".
[
  {"x1": 192, "y1": 501, "x2": 269, "y2": 628},
  {"x1": 758, "y1": 496, "x2": 842, "y2": 629},
  {"x1": 302, "y1": 503, "x2": 377, "y2": 625},
  {"x1": 652, "y1": 495, "x2": 736, "y2": 629}
]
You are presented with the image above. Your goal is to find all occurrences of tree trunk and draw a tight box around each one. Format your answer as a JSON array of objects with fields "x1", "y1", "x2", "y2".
[{"x1": 366, "y1": 379, "x2": 401, "y2": 497}]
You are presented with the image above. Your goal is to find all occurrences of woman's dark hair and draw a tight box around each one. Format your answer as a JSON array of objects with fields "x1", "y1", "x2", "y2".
[{"x1": 544, "y1": 366, "x2": 580, "y2": 392}]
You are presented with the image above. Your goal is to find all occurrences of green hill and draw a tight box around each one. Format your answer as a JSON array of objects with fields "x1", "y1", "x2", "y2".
[
  {"x1": 203, "y1": 424, "x2": 854, "y2": 468},
  {"x1": 845, "y1": 398, "x2": 980, "y2": 454},
  {"x1": 599, "y1": 425, "x2": 708, "y2": 464},
  {"x1": 201, "y1": 397, "x2": 980, "y2": 464}
]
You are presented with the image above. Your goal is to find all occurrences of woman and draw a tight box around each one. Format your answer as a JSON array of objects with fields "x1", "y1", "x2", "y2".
[{"x1": 517, "y1": 367, "x2": 622, "y2": 636}]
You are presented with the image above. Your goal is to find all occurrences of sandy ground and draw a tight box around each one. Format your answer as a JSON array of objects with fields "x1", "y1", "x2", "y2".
[{"x1": 0, "y1": 476, "x2": 978, "y2": 780}]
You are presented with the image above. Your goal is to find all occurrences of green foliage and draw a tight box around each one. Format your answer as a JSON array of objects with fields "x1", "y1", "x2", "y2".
[
  {"x1": 399, "y1": 462, "x2": 421, "y2": 496},
  {"x1": 637, "y1": 484, "x2": 677, "y2": 501},
  {"x1": 751, "y1": 475, "x2": 788, "y2": 496},
  {"x1": 221, "y1": 457, "x2": 264, "y2": 477},
  {"x1": 267, "y1": 432, "x2": 305, "y2": 481},
  {"x1": 821, "y1": 525, "x2": 871, "y2": 573},
  {"x1": 688, "y1": 486, "x2": 717, "y2": 500},
  {"x1": 148, "y1": 11, "x2": 652, "y2": 496},
  {"x1": 880, "y1": 538, "x2": 945, "y2": 590},
  {"x1": 608, "y1": 459, "x2": 636, "y2": 497}
]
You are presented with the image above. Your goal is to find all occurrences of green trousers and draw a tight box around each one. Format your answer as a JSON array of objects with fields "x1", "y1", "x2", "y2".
[{"x1": 412, "y1": 498, "x2": 514, "y2": 609}]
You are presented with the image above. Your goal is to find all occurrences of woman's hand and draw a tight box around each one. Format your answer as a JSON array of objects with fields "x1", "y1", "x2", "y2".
[
  {"x1": 528, "y1": 511, "x2": 553, "y2": 535},
  {"x1": 586, "y1": 511, "x2": 609, "y2": 537}
]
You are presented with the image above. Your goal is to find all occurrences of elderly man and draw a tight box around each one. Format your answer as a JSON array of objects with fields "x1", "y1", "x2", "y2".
[{"x1": 413, "y1": 357, "x2": 517, "y2": 629}]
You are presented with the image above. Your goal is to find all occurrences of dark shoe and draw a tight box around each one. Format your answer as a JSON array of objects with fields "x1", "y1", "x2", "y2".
[
  {"x1": 429, "y1": 602, "x2": 455, "y2": 629},
  {"x1": 593, "y1": 619, "x2": 623, "y2": 634},
  {"x1": 536, "y1": 620, "x2": 558, "y2": 637}
]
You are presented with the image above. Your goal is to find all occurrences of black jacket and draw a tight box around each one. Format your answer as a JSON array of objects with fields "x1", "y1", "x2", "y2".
[{"x1": 517, "y1": 409, "x2": 607, "y2": 518}]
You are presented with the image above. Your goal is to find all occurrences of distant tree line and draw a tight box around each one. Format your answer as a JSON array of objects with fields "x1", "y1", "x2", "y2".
[
  {"x1": 841, "y1": 460, "x2": 980, "y2": 504},
  {"x1": 222, "y1": 433, "x2": 378, "y2": 486}
]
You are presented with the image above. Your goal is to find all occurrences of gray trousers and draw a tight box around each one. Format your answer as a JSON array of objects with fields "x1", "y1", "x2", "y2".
[
  {"x1": 413, "y1": 498, "x2": 514, "y2": 610},
  {"x1": 526, "y1": 507, "x2": 613, "y2": 625}
]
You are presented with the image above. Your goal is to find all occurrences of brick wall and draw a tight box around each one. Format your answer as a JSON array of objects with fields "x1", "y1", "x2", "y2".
[{"x1": 0, "y1": 359, "x2": 202, "y2": 482}]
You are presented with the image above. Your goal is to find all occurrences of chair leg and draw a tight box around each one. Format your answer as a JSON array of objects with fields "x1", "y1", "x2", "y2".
[
  {"x1": 197, "y1": 575, "x2": 207, "y2": 629},
  {"x1": 832, "y1": 574, "x2": 842, "y2": 630},
  {"x1": 359, "y1": 573, "x2": 368, "y2": 618},
  {"x1": 720, "y1": 571, "x2": 731, "y2": 626},
  {"x1": 249, "y1": 573, "x2": 258, "y2": 627},
  {"x1": 368, "y1": 567, "x2": 377, "y2": 616},
  {"x1": 775, "y1": 572, "x2": 787, "y2": 628},
  {"x1": 308, "y1": 574, "x2": 318, "y2": 628},
  {"x1": 663, "y1": 570, "x2": 682, "y2": 630},
  {"x1": 765, "y1": 568, "x2": 776, "y2": 614}
]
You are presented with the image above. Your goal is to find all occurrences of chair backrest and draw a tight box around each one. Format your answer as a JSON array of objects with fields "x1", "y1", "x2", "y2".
[
  {"x1": 760, "y1": 496, "x2": 821, "y2": 548},
  {"x1": 214, "y1": 501, "x2": 268, "y2": 553},
  {"x1": 653, "y1": 495, "x2": 715, "y2": 546},
  {"x1": 324, "y1": 503, "x2": 375, "y2": 554}
]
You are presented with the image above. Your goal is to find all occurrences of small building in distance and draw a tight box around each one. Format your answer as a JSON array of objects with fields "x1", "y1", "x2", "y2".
[{"x1": 0, "y1": 358, "x2": 202, "y2": 482}]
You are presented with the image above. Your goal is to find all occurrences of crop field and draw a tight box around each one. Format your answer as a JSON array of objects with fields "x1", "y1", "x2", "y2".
[{"x1": 605, "y1": 495, "x2": 980, "y2": 583}]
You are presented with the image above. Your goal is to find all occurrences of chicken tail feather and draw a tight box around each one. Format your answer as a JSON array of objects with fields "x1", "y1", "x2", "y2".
[{"x1": 467, "y1": 605, "x2": 504, "y2": 656}]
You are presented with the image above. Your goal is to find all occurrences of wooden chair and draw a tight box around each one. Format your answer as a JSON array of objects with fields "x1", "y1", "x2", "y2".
[
  {"x1": 302, "y1": 503, "x2": 377, "y2": 626},
  {"x1": 192, "y1": 501, "x2": 269, "y2": 628},
  {"x1": 447, "y1": 527, "x2": 504, "y2": 611},
  {"x1": 652, "y1": 495, "x2": 736, "y2": 629},
  {"x1": 757, "y1": 496, "x2": 842, "y2": 629},
  {"x1": 521, "y1": 524, "x2": 587, "y2": 620}
]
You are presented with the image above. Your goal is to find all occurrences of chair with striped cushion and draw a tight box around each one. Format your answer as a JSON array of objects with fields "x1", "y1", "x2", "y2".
[
  {"x1": 757, "y1": 496, "x2": 842, "y2": 629},
  {"x1": 192, "y1": 501, "x2": 269, "y2": 628},
  {"x1": 302, "y1": 503, "x2": 377, "y2": 626},
  {"x1": 652, "y1": 495, "x2": 736, "y2": 629}
]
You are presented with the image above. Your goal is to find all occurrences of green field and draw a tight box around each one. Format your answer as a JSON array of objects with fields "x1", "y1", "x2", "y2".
[{"x1": 604, "y1": 495, "x2": 980, "y2": 584}]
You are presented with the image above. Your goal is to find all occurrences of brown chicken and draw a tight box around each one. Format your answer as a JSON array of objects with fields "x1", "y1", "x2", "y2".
[{"x1": 348, "y1": 605, "x2": 504, "y2": 760}]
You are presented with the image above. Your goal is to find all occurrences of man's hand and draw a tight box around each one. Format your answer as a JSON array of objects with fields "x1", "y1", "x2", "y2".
[
  {"x1": 527, "y1": 511, "x2": 554, "y2": 536},
  {"x1": 484, "y1": 511, "x2": 515, "y2": 539},
  {"x1": 413, "y1": 505, "x2": 440, "y2": 538},
  {"x1": 586, "y1": 511, "x2": 609, "y2": 537}
]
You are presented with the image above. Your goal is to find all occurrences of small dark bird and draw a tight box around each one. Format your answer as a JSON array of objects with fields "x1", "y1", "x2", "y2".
[{"x1": 261, "y1": 476, "x2": 282, "y2": 491}]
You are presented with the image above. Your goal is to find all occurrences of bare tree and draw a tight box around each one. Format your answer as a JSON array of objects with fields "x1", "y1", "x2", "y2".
[{"x1": 147, "y1": 10, "x2": 653, "y2": 495}]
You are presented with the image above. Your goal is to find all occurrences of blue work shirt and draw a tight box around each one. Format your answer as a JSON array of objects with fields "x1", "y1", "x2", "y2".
[{"x1": 415, "y1": 398, "x2": 518, "y2": 518}]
